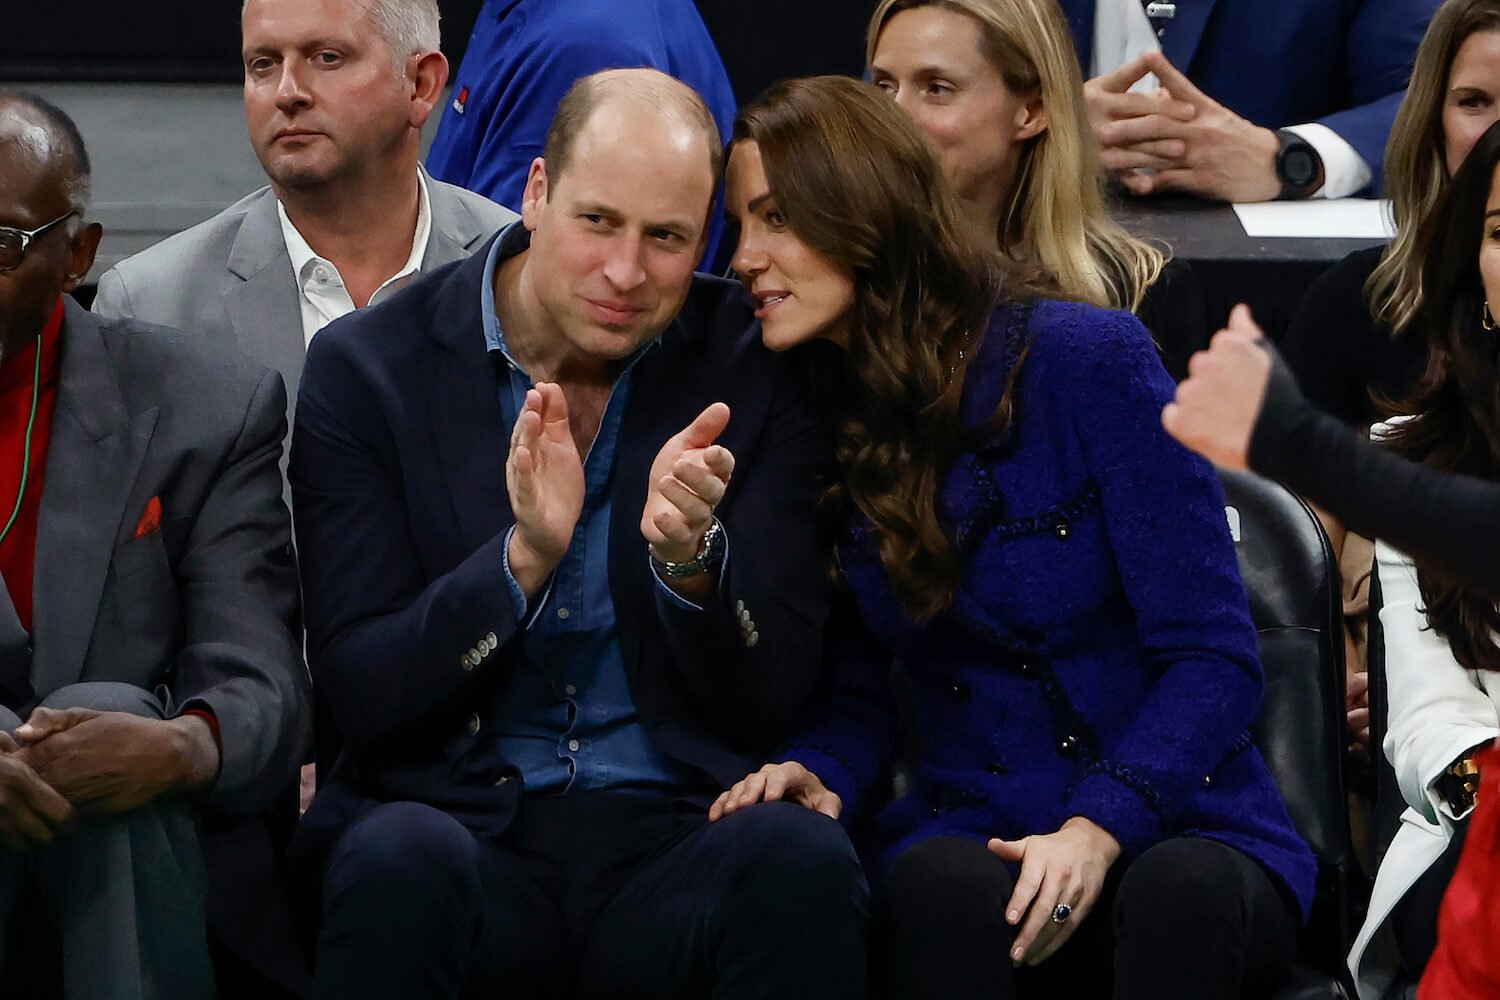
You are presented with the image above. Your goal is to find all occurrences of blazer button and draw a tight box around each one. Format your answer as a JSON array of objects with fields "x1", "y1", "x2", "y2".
[
  {"x1": 1018, "y1": 662, "x2": 1035, "y2": 678},
  {"x1": 950, "y1": 681, "x2": 970, "y2": 701},
  {"x1": 1057, "y1": 735, "x2": 1079, "y2": 758},
  {"x1": 1203, "y1": 774, "x2": 1213, "y2": 787},
  {"x1": 466, "y1": 713, "x2": 481, "y2": 736},
  {"x1": 495, "y1": 775, "x2": 510, "y2": 787},
  {"x1": 986, "y1": 762, "x2": 1008, "y2": 776},
  {"x1": 1054, "y1": 521, "x2": 1070, "y2": 540},
  {"x1": 485, "y1": 632, "x2": 498, "y2": 649},
  {"x1": 460, "y1": 653, "x2": 475, "y2": 671},
  {"x1": 746, "y1": 630, "x2": 760, "y2": 648}
]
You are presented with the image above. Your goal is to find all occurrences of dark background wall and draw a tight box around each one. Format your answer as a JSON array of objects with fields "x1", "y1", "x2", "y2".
[{"x1": 2, "y1": 1, "x2": 869, "y2": 100}]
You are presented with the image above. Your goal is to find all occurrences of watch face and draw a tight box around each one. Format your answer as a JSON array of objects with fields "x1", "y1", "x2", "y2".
[{"x1": 1283, "y1": 148, "x2": 1317, "y2": 187}]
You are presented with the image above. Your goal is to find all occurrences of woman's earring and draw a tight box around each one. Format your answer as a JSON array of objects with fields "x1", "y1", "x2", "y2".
[{"x1": 1485, "y1": 302, "x2": 1496, "y2": 331}]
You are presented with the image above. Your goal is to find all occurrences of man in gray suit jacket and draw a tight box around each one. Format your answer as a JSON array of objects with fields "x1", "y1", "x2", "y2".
[
  {"x1": 0, "y1": 94, "x2": 308, "y2": 999},
  {"x1": 91, "y1": 0, "x2": 517, "y2": 432}
]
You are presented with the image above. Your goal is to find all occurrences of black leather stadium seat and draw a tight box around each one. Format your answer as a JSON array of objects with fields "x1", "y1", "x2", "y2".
[{"x1": 1222, "y1": 469, "x2": 1357, "y2": 999}]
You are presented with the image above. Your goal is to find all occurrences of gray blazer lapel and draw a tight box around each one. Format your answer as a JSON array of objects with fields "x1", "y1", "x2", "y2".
[
  {"x1": 224, "y1": 191, "x2": 305, "y2": 410},
  {"x1": 31, "y1": 303, "x2": 159, "y2": 697},
  {"x1": 424, "y1": 175, "x2": 491, "y2": 271}
]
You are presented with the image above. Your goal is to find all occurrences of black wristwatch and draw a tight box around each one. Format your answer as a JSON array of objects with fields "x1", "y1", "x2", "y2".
[{"x1": 1273, "y1": 129, "x2": 1324, "y2": 201}]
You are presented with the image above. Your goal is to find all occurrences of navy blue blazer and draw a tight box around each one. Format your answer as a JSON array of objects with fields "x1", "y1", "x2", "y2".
[
  {"x1": 289, "y1": 230, "x2": 833, "y2": 860},
  {"x1": 1060, "y1": 0, "x2": 1437, "y2": 194},
  {"x1": 785, "y1": 299, "x2": 1316, "y2": 917}
]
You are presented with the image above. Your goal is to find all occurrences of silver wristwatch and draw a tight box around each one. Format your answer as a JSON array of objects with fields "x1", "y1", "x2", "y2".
[{"x1": 650, "y1": 519, "x2": 725, "y2": 578}]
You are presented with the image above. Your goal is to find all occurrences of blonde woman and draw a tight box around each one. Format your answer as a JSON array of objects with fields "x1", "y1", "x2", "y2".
[{"x1": 866, "y1": 0, "x2": 1205, "y2": 376}]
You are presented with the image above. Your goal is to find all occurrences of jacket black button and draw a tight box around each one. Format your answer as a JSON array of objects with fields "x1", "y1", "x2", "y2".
[
  {"x1": 986, "y1": 762, "x2": 1008, "y2": 776},
  {"x1": 1054, "y1": 521, "x2": 1070, "y2": 540},
  {"x1": 950, "y1": 682, "x2": 970, "y2": 701},
  {"x1": 1019, "y1": 662, "x2": 1034, "y2": 678},
  {"x1": 1057, "y1": 735, "x2": 1079, "y2": 758}
]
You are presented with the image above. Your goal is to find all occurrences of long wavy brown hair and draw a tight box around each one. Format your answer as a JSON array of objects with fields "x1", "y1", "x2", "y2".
[
  {"x1": 732, "y1": 76, "x2": 1050, "y2": 621},
  {"x1": 1384, "y1": 119, "x2": 1500, "y2": 672}
]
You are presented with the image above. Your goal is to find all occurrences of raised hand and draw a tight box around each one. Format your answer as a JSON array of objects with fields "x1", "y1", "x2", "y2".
[
  {"x1": 506, "y1": 383, "x2": 584, "y2": 595},
  {"x1": 642, "y1": 402, "x2": 734, "y2": 564},
  {"x1": 987, "y1": 816, "x2": 1121, "y2": 966},
  {"x1": 1092, "y1": 51, "x2": 1283, "y2": 202},
  {"x1": 709, "y1": 761, "x2": 842, "y2": 822},
  {"x1": 1162, "y1": 304, "x2": 1271, "y2": 470}
]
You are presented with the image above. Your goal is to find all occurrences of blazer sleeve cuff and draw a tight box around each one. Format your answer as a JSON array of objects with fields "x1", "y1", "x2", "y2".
[
  {"x1": 1419, "y1": 727, "x2": 1500, "y2": 827},
  {"x1": 1067, "y1": 764, "x2": 1168, "y2": 857}
]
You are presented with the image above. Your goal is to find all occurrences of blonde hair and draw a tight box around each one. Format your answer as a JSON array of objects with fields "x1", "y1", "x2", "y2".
[
  {"x1": 868, "y1": 0, "x2": 1164, "y2": 311},
  {"x1": 1370, "y1": 0, "x2": 1500, "y2": 334}
]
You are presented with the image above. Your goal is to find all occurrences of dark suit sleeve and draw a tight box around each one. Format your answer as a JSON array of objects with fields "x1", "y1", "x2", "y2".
[
  {"x1": 1315, "y1": 0, "x2": 1437, "y2": 190},
  {"x1": 650, "y1": 355, "x2": 835, "y2": 747},
  {"x1": 174, "y1": 369, "x2": 310, "y2": 813},
  {"x1": 290, "y1": 336, "x2": 524, "y2": 754}
]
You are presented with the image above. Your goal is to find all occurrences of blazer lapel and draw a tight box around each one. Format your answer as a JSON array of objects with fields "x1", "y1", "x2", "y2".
[
  {"x1": 1060, "y1": 0, "x2": 1095, "y2": 74},
  {"x1": 423, "y1": 173, "x2": 490, "y2": 271},
  {"x1": 1160, "y1": 0, "x2": 1220, "y2": 75},
  {"x1": 30, "y1": 302, "x2": 159, "y2": 697},
  {"x1": 423, "y1": 251, "x2": 513, "y2": 557},
  {"x1": 223, "y1": 191, "x2": 306, "y2": 408}
]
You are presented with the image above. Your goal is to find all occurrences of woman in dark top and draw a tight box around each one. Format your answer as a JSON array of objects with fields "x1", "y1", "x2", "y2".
[
  {"x1": 865, "y1": 0, "x2": 1207, "y2": 379},
  {"x1": 1282, "y1": 0, "x2": 1500, "y2": 428},
  {"x1": 714, "y1": 75, "x2": 1311, "y2": 1000}
]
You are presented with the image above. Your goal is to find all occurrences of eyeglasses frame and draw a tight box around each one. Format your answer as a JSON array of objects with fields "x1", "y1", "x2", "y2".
[{"x1": 0, "y1": 209, "x2": 80, "y2": 274}]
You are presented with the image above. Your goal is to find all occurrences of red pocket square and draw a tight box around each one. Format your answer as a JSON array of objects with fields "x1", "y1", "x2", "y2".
[{"x1": 133, "y1": 496, "x2": 163, "y2": 540}]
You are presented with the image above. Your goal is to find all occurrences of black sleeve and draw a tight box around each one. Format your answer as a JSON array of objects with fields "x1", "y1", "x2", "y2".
[
  {"x1": 1280, "y1": 248, "x2": 1383, "y2": 428},
  {"x1": 1248, "y1": 347, "x2": 1500, "y2": 596}
]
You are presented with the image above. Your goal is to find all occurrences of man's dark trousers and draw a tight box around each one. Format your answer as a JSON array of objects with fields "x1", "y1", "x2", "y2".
[{"x1": 314, "y1": 791, "x2": 868, "y2": 999}]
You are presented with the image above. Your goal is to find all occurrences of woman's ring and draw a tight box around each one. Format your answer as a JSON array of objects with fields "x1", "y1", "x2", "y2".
[{"x1": 1050, "y1": 903, "x2": 1072, "y2": 924}]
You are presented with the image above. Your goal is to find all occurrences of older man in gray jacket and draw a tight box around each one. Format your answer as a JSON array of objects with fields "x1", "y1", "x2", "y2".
[{"x1": 0, "y1": 92, "x2": 307, "y2": 999}]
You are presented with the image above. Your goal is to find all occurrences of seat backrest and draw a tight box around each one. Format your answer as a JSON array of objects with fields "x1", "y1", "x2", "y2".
[{"x1": 1220, "y1": 470, "x2": 1358, "y2": 976}]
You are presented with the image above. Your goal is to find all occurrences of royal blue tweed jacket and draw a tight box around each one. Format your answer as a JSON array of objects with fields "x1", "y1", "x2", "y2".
[{"x1": 785, "y1": 298, "x2": 1317, "y2": 918}]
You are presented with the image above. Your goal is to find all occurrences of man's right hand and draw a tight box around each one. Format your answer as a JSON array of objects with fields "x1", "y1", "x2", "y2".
[
  {"x1": 505, "y1": 382, "x2": 584, "y2": 599},
  {"x1": 0, "y1": 732, "x2": 75, "y2": 851},
  {"x1": 709, "y1": 761, "x2": 842, "y2": 822}
]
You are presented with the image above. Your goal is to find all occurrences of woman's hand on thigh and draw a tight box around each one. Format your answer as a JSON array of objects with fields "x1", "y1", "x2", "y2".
[
  {"x1": 709, "y1": 761, "x2": 842, "y2": 822},
  {"x1": 988, "y1": 816, "x2": 1122, "y2": 965}
]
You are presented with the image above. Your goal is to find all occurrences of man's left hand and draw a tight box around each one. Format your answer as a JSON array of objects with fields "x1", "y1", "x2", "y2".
[
  {"x1": 642, "y1": 402, "x2": 735, "y2": 565},
  {"x1": 15, "y1": 709, "x2": 219, "y2": 816},
  {"x1": 1095, "y1": 51, "x2": 1283, "y2": 203}
]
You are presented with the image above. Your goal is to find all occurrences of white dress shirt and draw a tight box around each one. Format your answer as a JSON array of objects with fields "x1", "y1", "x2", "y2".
[
  {"x1": 1089, "y1": 0, "x2": 1371, "y2": 198},
  {"x1": 277, "y1": 169, "x2": 434, "y2": 349}
]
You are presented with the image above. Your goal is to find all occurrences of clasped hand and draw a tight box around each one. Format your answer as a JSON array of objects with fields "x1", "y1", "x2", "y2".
[{"x1": 1086, "y1": 51, "x2": 1283, "y2": 203}]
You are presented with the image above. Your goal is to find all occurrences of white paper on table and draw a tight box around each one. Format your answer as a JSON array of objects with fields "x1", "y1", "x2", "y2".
[{"x1": 1231, "y1": 198, "x2": 1395, "y2": 240}]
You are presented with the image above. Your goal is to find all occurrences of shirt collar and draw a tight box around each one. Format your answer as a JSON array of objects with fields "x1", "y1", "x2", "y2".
[
  {"x1": 276, "y1": 167, "x2": 433, "y2": 286},
  {"x1": 479, "y1": 222, "x2": 662, "y2": 380}
]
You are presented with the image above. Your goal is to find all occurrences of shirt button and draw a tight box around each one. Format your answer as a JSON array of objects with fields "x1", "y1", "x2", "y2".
[
  {"x1": 567, "y1": 739, "x2": 581, "y2": 752},
  {"x1": 565, "y1": 684, "x2": 577, "y2": 696},
  {"x1": 465, "y1": 713, "x2": 481, "y2": 736},
  {"x1": 557, "y1": 607, "x2": 571, "y2": 621},
  {"x1": 1057, "y1": 735, "x2": 1079, "y2": 758}
]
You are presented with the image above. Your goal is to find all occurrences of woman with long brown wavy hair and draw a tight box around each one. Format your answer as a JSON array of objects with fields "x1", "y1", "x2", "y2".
[{"x1": 709, "y1": 75, "x2": 1313, "y2": 1000}]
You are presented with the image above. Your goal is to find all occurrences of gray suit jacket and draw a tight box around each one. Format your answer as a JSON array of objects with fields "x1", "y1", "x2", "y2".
[
  {"x1": 91, "y1": 173, "x2": 517, "y2": 432},
  {"x1": 6, "y1": 299, "x2": 311, "y2": 814}
]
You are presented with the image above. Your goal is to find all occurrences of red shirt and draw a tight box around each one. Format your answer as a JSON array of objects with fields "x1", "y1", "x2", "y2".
[
  {"x1": 0, "y1": 297, "x2": 64, "y2": 633},
  {"x1": 1420, "y1": 743, "x2": 1500, "y2": 1000}
]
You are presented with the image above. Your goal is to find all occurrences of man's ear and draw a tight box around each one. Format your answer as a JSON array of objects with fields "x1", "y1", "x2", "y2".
[
  {"x1": 1014, "y1": 95, "x2": 1048, "y2": 142},
  {"x1": 408, "y1": 51, "x2": 450, "y2": 129},
  {"x1": 520, "y1": 159, "x2": 549, "y2": 231},
  {"x1": 62, "y1": 222, "x2": 102, "y2": 294}
]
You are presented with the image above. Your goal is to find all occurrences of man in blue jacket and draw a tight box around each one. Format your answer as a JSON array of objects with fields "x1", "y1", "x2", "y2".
[
  {"x1": 292, "y1": 68, "x2": 866, "y2": 998},
  {"x1": 1063, "y1": 0, "x2": 1438, "y2": 201},
  {"x1": 427, "y1": 0, "x2": 737, "y2": 263}
]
